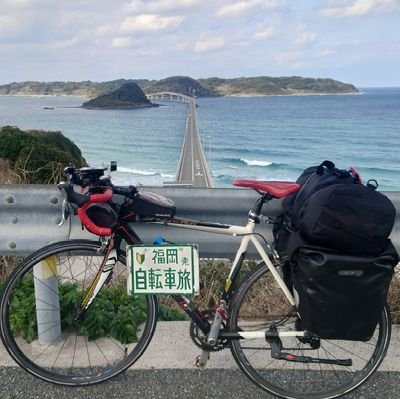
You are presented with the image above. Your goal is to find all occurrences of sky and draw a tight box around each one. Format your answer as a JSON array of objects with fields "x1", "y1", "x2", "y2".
[{"x1": 0, "y1": 0, "x2": 399, "y2": 87}]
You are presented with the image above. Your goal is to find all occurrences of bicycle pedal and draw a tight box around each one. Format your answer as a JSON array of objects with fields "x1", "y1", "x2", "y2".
[{"x1": 195, "y1": 351, "x2": 210, "y2": 369}]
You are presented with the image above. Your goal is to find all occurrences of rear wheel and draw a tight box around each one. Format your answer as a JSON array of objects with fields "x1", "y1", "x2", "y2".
[
  {"x1": 229, "y1": 262, "x2": 390, "y2": 399},
  {"x1": 0, "y1": 239, "x2": 157, "y2": 386}
]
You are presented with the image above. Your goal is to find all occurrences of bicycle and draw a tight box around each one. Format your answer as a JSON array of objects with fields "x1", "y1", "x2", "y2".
[{"x1": 0, "y1": 164, "x2": 391, "y2": 399}]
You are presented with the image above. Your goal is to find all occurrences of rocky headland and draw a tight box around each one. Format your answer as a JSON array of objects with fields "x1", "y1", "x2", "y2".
[{"x1": 0, "y1": 75, "x2": 359, "y2": 99}]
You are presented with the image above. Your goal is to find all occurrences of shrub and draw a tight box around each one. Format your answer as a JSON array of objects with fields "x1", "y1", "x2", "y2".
[
  {"x1": 0, "y1": 126, "x2": 86, "y2": 184},
  {"x1": 9, "y1": 276, "x2": 148, "y2": 344}
]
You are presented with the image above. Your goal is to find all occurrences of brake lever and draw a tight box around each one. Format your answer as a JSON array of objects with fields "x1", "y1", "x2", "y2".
[{"x1": 58, "y1": 199, "x2": 71, "y2": 227}]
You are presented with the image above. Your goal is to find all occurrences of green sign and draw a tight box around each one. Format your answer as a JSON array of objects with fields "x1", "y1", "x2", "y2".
[{"x1": 127, "y1": 244, "x2": 199, "y2": 295}]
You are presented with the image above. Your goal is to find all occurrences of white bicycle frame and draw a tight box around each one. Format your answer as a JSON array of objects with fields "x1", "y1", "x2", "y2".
[{"x1": 156, "y1": 216, "x2": 305, "y2": 339}]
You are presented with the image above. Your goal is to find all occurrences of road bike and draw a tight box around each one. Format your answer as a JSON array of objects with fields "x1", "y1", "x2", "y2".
[{"x1": 0, "y1": 164, "x2": 391, "y2": 399}]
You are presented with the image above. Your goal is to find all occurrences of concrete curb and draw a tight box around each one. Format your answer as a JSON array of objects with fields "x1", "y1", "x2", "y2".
[{"x1": 2, "y1": 321, "x2": 400, "y2": 371}]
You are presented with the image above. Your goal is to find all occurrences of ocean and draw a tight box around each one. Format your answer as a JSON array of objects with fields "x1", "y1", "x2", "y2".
[{"x1": 0, "y1": 88, "x2": 399, "y2": 190}]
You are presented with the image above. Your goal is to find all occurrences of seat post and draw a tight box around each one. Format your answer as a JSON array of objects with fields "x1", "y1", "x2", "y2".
[{"x1": 249, "y1": 193, "x2": 272, "y2": 223}]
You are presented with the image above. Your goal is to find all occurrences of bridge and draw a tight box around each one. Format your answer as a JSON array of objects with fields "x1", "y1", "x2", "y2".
[
  {"x1": 147, "y1": 92, "x2": 192, "y2": 104},
  {"x1": 147, "y1": 92, "x2": 213, "y2": 188}
]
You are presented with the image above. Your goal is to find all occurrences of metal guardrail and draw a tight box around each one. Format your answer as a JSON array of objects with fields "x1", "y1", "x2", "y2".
[{"x1": 0, "y1": 185, "x2": 399, "y2": 258}]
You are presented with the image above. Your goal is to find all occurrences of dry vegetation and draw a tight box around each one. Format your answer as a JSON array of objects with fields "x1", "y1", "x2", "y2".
[
  {"x1": 0, "y1": 159, "x2": 20, "y2": 184},
  {"x1": 388, "y1": 271, "x2": 400, "y2": 324}
]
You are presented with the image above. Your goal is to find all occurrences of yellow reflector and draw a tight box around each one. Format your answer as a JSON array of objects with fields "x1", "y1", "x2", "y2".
[{"x1": 41, "y1": 256, "x2": 57, "y2": 278}]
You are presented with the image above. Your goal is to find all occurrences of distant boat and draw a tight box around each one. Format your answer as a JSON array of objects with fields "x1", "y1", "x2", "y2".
[{"x1": 43, "y1": 107, "x2": 54, "y2": 110}]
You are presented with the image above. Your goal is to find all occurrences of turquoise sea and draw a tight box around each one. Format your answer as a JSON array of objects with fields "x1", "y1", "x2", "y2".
[{"x1": 0, "y1": 88, "x2": 399, "y2": 190}]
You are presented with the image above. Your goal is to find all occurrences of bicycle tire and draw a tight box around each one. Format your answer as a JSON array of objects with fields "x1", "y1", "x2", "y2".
[
  {"x1": 0, "y1": 239, "x2": 157, "y2": 386},
  {"x1": 228, "y1": 262, "x2": 390, "y2": 399}
]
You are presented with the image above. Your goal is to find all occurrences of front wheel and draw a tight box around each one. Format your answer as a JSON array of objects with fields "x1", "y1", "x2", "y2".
[
  {"x1": 0, "y1": 239, "x2": 157, "y2": 386},
  {"x1": 228, "y1": 262, "x2": 390, "y2": 399}
]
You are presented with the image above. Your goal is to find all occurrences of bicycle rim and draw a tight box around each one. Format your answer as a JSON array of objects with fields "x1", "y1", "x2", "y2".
[
  {"x1": 0, "y1": 240, "x2": 157, "y2": 386},
  {"x1": 228, "y1": 263, "x2": 390, "y2": 399}
]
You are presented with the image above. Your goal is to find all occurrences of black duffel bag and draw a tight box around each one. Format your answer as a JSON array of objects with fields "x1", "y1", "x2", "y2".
[
  {"x1": 297, "y1": 183, "x2": 396, "y2": 255},
  {"x1": 291, "y1": 241, "x2": 398, "y2": 340}
]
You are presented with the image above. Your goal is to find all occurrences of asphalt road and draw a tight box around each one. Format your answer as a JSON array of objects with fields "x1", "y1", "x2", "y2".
[{"x1": 2, "y1": 368, "x2": 400, "y2": 399}]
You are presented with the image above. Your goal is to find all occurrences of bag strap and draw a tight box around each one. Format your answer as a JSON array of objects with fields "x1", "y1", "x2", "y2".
[
  {"x1": 316, "y1": 160, "x2": 335, "y2": 175},
  {"x1": 367, "y1": 179, "x2": 379, "y2": 190},
  {"x1": 317, "y1": 160, "x2": 352, "y2": 179}
]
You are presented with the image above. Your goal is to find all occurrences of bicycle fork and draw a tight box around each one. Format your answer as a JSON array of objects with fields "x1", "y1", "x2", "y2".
[{"x1": 74, "y1": 241, "x2": 117, "y2": 322}]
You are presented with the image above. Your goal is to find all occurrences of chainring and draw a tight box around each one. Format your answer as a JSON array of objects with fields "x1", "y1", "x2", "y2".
[{"x1": 189, "y1": 309, "x2": 228, "y2": 352}]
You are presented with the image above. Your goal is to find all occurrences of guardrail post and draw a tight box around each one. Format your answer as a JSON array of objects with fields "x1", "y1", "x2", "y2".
[{"x1": 33, "y1": 257, "x2": 61, "y2": 344}]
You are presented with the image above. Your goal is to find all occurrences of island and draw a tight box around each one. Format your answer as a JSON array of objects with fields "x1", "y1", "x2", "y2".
[
  {"x1": 81, "y1": 82, "x2": 156, "y2": 110},
  {"x1": 0, "y1": 75, "x2": 359, "y2": 98}
]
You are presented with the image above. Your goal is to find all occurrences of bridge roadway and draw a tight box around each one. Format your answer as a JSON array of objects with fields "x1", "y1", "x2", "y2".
[
  {"x1": 148, "y1": 92, "x2": 213, "y2": 188},
  {"x1": 174, "y1": 97, "x2": 213, "y2": 188}
]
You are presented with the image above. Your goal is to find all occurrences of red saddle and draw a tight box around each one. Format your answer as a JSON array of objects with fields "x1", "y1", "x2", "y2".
[{"x1": 233, "y1": 179, "x2": 300, "y2": 199}]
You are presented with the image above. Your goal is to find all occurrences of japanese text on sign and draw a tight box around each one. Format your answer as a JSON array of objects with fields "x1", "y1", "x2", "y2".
[{"x1": 128, "y1": 245, "x2": 199, "y2": 295}]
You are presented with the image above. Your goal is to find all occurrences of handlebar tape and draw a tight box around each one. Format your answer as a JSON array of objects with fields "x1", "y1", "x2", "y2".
[
  {"x1": 76, "y1": 188, "x2": 114, "y2": 236},
  {"x1": 58, "y1": 183, "x2": 114, "y2": 236}
]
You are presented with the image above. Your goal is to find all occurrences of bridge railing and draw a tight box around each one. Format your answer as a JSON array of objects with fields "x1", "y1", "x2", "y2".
[
  {"x1": 146, "y1": 92, "x2": 192, "y2": 104},
  {"x1": 1, "y1": 185, "x2": 399, "y2": 258}
]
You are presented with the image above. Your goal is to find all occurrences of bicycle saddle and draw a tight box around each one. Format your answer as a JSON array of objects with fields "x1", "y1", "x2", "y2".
[{"x1": 233, "y1": 179, "x2": 300, "y2": 198}]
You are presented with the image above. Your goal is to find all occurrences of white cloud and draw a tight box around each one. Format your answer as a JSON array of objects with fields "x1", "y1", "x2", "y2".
[
  {"x1": 216, "y1": 0, "x2": 260, "y2": 17},
  {"x1": 120, "y1": 14, "x2": 184, "y2": 33},
  {"x1": 253, "y1": 26, "x2": 275, "y2": 40},
  {"x1": 48, "y1": 35, "x2": 83, "y2": 50},
  {"x1": 321, "y1": 0, "x2": 400, "y2": 17},
  {"x1": 273, "y1": 51, "x2": 300, "y2": 65},
  {"x1": 216, "y1": 0, "x2": 285, "y2": 18},
  {"x1": 194, "y1": 36, "x2": 226, "y2": 53},
  {"x1": 111, "y1": 37, "x2": 134, "y2": 48},
  {"x1": 175, "y1": 41, "x2": 190, "y2": 50},
  {"x1": 296, "y1": 31, "x2": 317, "y2": 44},
  {"x1": 96, "y1": 25, "x2": 113, "y2": 36},
  {"x1": 318, "y1": 48, "x2": 335, "y2": 57},
  {"x1": 0, "y1": 15, "x2": 21, "y2": 33},
  {"x1": 1, "y1": 0, "x2": 35, "y2": 8},
  {"x1": 123, "y1": 0, "x2": 200, "y2": 13}
]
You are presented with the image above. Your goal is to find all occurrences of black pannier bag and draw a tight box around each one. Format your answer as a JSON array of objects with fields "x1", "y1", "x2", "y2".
[
  {"x1": 282, "y1": 160, "x2": 357, "y2": 226},
  {"x1": 120, "y1": 190, "x2": 176, "y2": 219},
  {"x1": 291, "y1": 241, "x2": 398, "y2": 340},
  {"x1": 297, "y1": 183, "x2": 396, "y2": 255}
]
